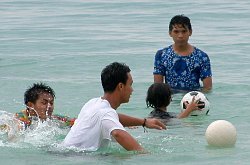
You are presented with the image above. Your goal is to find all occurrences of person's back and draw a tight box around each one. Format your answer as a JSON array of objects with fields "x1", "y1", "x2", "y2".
[
  {"x1": 148, "y1": 108, "x2": 177, "y2": 125},
  {"x1": 63, "y1": 97, "x2": 124, "y2": 151}
]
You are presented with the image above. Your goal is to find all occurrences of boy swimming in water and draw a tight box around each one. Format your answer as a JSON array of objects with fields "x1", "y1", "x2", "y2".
[
  {"x1": 17, "y1": 82, "x2": 75, "y2": 129},
  {"x1": 1, "y1": 82, "x2": 75, "y2": 139}
]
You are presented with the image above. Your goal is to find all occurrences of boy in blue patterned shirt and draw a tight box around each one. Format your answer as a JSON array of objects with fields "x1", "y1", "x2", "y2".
[{"x1": 153, "y1": 14, "x2": 212, "y2": 93}]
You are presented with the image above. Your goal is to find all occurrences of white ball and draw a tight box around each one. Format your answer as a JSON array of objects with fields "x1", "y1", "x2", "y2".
[
  {"x1": 180, "y1": 91, "x2": 210, "y2": 116},
  {"x1": 205, "y1": 120, "x2": 237, "y2": 147}
]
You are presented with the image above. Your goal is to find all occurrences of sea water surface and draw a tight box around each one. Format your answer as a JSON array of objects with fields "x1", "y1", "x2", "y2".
[{"x1": 0, "y1": 0, "x2": 250, "y2": 164}]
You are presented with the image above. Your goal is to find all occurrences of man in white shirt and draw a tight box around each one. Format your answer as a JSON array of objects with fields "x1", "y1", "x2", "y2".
[{"x1": 63, "y1": 62, "x2": 166, "y2": 151}]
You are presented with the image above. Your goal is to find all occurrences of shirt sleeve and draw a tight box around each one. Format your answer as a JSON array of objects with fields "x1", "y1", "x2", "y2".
[
  {"x1": 153, "y1": 49, "x2": 165, "y2": 75},
  {"x1": 101, "y1": 111, "x2": 126, "y2": 140},
  {"x1": 200, "y1": 52, "x2": 212, "y2": 80}
]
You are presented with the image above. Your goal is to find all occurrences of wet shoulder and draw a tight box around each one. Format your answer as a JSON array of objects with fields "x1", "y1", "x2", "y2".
[
  {"x1": 149, "y1": 109, "x2": 177, "y2": 119},
  {"x1": 155, "y1": 46, "x2": 172, "y2": 57},
  {"x1": 193, "y1": 47, "x2": 208, "y2": 57}
]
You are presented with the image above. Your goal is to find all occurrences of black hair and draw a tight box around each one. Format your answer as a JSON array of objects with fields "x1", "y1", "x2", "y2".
[
  {"x1": 101, "y1": 62, "x2": 131, "y2": 93},
  {"x1": 24, "y1": 82, "x2": 55, "y2": 105},
  {"x1": 146, "y1": 83, "x2": 172, "y2": 109},
  {"x1": 169, "y1": 14, "x2": 192, "y2": 32}
]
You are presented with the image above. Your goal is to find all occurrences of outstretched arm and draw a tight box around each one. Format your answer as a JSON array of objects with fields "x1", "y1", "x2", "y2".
[
  {"x1": 118, "y1": 113, "x2": 166, "y2": 130},
  {"x1": 111, "y1": 129, "x2": 144, "y2": 151}
]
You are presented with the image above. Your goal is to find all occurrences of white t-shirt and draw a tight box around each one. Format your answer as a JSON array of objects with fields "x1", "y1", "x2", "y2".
[{"x1": 62, "y1": 97, "x2": 126, "y2": 151}]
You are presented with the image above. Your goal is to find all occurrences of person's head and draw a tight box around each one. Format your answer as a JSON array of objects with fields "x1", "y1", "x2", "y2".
[
  {"x1": 101, "y1": 62, "x2": 133, "y2": 103},
  {"x1": 24, "y1": 82, "x2": 55, "y2": 120},
  {"x1": 169, "y1": 15, "x2": 192, "y2": 44},
  {"x1": 169, "y1": 14, "x2": 192, "y2": 32},
  {"x1": 146, "y1": 83, "x2": 172, "y2": 109}
]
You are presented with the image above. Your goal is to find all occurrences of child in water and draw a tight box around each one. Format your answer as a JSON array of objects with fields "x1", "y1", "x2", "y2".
[
  {"x1": 17, "y1": 82, "x2": 75, "y2": 129},
  {"x1": 146, "y1": 83, "x2": 202, "y2": 123},
  {"x1": 1, "y1": 82, "x2": 75, "y2": 139}
]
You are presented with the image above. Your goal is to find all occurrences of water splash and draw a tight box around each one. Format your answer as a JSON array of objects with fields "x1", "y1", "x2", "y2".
[{"x1": 0, "y1": 110, "x2": 69, "y2": 150}]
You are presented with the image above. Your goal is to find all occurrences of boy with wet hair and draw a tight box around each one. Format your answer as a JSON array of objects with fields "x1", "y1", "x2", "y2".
[
  {"x1": 153, "y1": 15, "x2": 212, "y2": 92},
  {"x1": 23, "y1": 82, "x2": 55, "y2": 121},
  {"x1": 17, "y1": 82, "x2": 75, "y2": 129},
  {"x1": 1, "y1": 83, "x2": 75, "y2": 135},
  {"x1": 146, "y1": 83, "x2": 202, "y2": 123}
]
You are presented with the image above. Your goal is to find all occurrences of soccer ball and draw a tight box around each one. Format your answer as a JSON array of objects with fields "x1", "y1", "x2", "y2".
[{"x1": 180, "y1": 91, "x2": 210, "y2": 116}]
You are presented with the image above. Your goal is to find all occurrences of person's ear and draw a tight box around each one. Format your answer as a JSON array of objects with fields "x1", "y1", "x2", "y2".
[
  {"x1": 119, "y1": 83, "x2": 124, "y2": 89},
  {"x1": 117, "y1": 82, "x2": 124, "y2": 91},
  {"x1": 169, "y1": 31, "x2": 172, "y2": 37},
  {"x1": 189, "y1": 30, "x2": 192, "y2": 36}
]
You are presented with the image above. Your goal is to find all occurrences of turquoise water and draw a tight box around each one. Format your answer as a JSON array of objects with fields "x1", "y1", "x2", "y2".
[{"x1": 1, "y1": 0, "x2": 250, "y2": 164}]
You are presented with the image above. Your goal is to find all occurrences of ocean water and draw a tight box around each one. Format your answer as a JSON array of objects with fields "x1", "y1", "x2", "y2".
[{"x1": 1, "y1": 0, "x2": 250, "y2": 164}]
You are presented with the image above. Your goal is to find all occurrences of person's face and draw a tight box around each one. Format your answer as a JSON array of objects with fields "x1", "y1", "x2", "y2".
[
  {"x1": 28, "y1": 93, "x2": 54, "y2": 120},
  {"x1": 169, "y1": 24, "x2": 192, "y2": 45},
  {"x1": 120, "y1": 73, "x2": 133, "y2": 103}
]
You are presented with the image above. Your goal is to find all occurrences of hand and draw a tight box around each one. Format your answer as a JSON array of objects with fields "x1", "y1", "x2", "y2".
[
  {"x1": 144, "y1": 118, "x2": 166, "y2": 130},
  {"x1": 184, "y1": 96, "x2": 203, "y2": 111}
]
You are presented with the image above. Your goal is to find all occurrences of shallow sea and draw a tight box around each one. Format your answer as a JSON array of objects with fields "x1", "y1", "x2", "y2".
[{"x1": 0, "y1": 0, "x2": 250, "y2": 164}]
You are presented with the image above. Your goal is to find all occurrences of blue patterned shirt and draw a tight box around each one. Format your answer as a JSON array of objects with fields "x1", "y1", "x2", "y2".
[{"x1": 153, "y1": 45, "x2": 212, "y2": 91}]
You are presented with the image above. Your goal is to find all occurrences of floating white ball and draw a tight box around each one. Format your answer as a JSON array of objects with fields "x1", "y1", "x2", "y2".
[
  {"x1": 180, "y1": 91, "x2": 210, "y2": 116},
  {"x1": 205, "y1": 120, "x2": 237, "y2": 147}
]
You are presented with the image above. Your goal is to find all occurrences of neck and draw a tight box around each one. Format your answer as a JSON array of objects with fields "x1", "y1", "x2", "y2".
[
  {"x1": 102, "y1": 92, "x2": 121, "y2": 110},
  {"x1": 156, "y1": 107, "x2": 167, "y2": 112},
  {"x1": 173, "y1": 43, "x2": 193, "y2": 56}
]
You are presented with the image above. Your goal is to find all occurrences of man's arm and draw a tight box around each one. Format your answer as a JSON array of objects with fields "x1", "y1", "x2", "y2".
[
  {"x1": 118, "y1": 113, "x2": 166, "y2": 130},
  {"x1": 202, "y1": 77, "x2": 212, "y2": 92},
  {"x1": 154, "y1": 74, "x2": 164, "y2": 83},
  {"x1": 111, "y1": 129, "x2": 143, "y2": 151}
]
